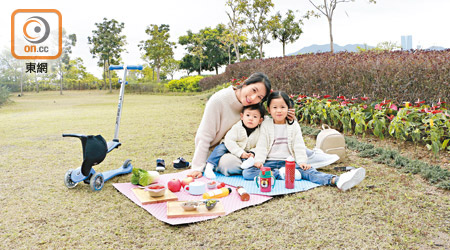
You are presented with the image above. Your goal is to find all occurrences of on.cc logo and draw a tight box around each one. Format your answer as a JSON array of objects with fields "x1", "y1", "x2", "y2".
[{"x1": 23, "y1": 16, "x2": 50, "y2": 44}]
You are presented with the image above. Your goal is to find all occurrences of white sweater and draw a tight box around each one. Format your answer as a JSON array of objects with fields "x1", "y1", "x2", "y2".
[
  {"x1": 192, "y1": 86, "x2": 243, "y2": 172},
  {"x1": 224, "y1": 120, "x2": 260, "y2": 158},
  {"x1": 254, "y1": 117, "x2": 308, "y2": 165}
]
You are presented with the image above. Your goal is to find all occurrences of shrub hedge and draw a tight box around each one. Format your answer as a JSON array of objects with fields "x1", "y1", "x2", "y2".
[
  {"x1": 0, "y1": 85, "x2": 10, "y2": 105},
  {"x1": 166, "y1": 76, "x2": 203, "y2": 92},
  {"x1": 199, "y1": 50, "x2": 450, "y2": 104}
]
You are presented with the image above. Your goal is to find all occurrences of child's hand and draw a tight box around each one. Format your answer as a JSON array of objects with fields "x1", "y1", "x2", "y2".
[
  {"x1": 287, "y1": 108, "x2": 296, "y2": 121},
  {"x1": 188, "y1": 170, "x2": 203, "y2": 178},
  {"x1": 254, "y1": 162, "x2": 263, "y2": 169},
  {"x1": 240, "y1": 152, "x2": 252, "y2": 159},
  {"x1": 299, "y1": 163, "x2": 311, "y2": 170}
]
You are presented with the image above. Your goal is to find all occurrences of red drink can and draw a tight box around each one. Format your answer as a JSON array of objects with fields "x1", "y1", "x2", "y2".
[{"x1": 285, "y1": 156, "x2": 295, "y2": 189}]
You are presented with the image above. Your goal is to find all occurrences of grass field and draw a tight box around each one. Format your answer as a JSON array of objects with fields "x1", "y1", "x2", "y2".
[{"x1": 0, "y1": 90, "x2": 449, "y2": 249}]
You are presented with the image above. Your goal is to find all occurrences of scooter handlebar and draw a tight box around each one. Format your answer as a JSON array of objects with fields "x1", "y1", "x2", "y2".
[{"x1": 109, "y1": 65, "x2": 143, "y2": 71}]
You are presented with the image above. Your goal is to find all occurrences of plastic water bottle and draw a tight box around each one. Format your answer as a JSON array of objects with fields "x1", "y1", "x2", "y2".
[{"x1": 285, "y1": 156, "x2": 295, "y2": 189}]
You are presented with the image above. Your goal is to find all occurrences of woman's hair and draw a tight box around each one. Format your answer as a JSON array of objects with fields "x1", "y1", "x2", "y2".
[
  {"x1": 238, "y1": 72, "x2": 271, "y2": 102},
  {"x1": 267, "y1": 91, "x2": 295, "y2": 124}
]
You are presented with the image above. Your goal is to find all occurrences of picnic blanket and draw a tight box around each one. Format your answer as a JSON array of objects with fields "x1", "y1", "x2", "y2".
[
  {"x1": 113, "y1": 170, "x2": 272, "y2": 225},
  {"x1": 113, "y1": 170, "x2": 322, "y2": 225}
]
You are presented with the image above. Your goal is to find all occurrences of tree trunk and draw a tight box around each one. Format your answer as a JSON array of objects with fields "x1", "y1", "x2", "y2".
[
  {"x1": 228, "y1": 45, "x2": 231, "y2": 65},
  {"x1": 60, "y1": 74, "x2": 63, "y2": 95},
  {"x1": 20, "y1": 68, "x2": 23, "y2": 96},
  {"x1": 103, "y1": 60, "x2": 107, "y2": 90},
  {"x1": 199, "y1": 58, "x2": 202, "y2": 76},
  {"x1": 259, "y1": 43, "x2": 263, "y2": 59},
  {"x1": 233, "y1": 40, "x2": 240, "y2": 62},
  {"x1": 215, "y1": 66, "x2": 218, "y2": 75},
  {"x1": 35, "y1": 72, "x2": 39, "y2": 93},
  {"x1": 156, "y1": 65, "x2": 160, "y2": 82},
  {"x1": 107, "y1": 60, "x2": 112, "y2": 93},
  {"x1": 328, "y1": 17, "x2": 334, "y2": 53},
  {"x1": 283, "y1": 41, "x2": 286, "y2": 57},
  {"x1": 152, "y1": 68, "x2": 155, "y2": 81}
]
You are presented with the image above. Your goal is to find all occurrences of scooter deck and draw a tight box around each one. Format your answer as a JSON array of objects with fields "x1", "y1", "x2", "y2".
[{"x1": 102, "y1": 163, "x2": 133, "y2": 182}]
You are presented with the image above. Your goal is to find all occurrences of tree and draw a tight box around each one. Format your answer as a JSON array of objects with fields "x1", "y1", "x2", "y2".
[
  {"x1": 138, "y1": 24, "x2": 175, "y2": 82},
  {"x1": 180, "y1": 25, "x2": 242, "y2": 75},
  {"x1": 225, "y1": 0, "x2": 247, "y2": 62},
  {"x1": 161, "y1": 58, "x2": 180, "y2": 80},
  {"x1": 271, "y1": 10, "x2": 303, "y2": 56},
  {"x1": 238, "y1": 0, "x2": 278, "y2": 59},
  {"x1": 88, "y1": 18, "x2": 126, "y2": 92},
  {"x1": 307, "y1": 0, "x2": 376, "y2": 53},
  {"x1": 55, "y1": 30, "x2": 76, "y2": 94}
]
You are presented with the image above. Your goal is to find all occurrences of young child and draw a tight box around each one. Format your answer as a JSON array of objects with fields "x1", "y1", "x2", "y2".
[
  {"x1": 243, "y1": 91, "x2": 366, "y2": 191},
  {"x1": 203, "y1": 104, "x2": 265, "y2": 179}
]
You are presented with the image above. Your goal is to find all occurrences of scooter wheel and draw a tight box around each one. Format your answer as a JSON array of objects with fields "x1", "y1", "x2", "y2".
[
  {"x1": 90, "y1": 172, "x2": 104, "y2": 191},
  {"x1": 64, "y1": 169, "x2": 78, "y2": 188}
]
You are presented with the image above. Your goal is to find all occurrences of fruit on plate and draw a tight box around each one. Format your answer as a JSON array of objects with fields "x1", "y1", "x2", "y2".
[
  {"x1": 167, "y1": 179, "x2": 182, "y2": 192},
  {"x1": 181, "y1": 177, "x2": 194, "y2": 187},
  {"x1": 217, "y1": 182, "x2": 225, "y2": 189},
  {"x1": 145, "y1": 184, "x2": 166, "y2": 197}
]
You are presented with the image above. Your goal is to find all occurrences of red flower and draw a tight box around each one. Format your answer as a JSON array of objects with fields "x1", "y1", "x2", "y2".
[
  {"x1": 432, "y1": 110, "x2": 443, "y2": 114},
  {"x1": 389, "y1": 104, "x2": 398, "y2": 111},
  {"x1": 363, "y1": 105, "x2": 368, "y2": 109},
  {"x1": 415, "y1": 99, "x2": 425, "y2": 105},
  {"x1": 375, "y1": 104, "x2": 382, "y2": 110},
  {"x1": 323, "y1": 95, "x2": 331, "y2": 98},
  {"x1": 337, "y1": 95, "x2": 346, "y2": 100},
  {"x1": 387, "y1": 115, "x2": 395, "y2": 121},
  {"x1": 351, "y1": 96, "x2": 358, "y2": 101},
  {"x1": 361, "y1": 96, "x2": 369, "y2": 101}
]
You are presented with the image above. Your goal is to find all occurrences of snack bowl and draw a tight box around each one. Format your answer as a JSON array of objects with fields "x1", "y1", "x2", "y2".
[
  {"x1": 207, "y1": 181, "x2": 217, "y2": 189},
  {"x1": 180, "y1": 201, "x2": 199, "y2": 211},
  {"x1": 145, "y1": 184, "x2": 166, "y2": 197},
  {"x1": 203, "y1": 199, "x2": 219, "y2": 210}
]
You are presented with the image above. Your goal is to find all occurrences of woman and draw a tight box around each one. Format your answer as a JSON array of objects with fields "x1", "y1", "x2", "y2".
[{"x1": 188, "y1": 72, "x2": 338, "y2": 178}]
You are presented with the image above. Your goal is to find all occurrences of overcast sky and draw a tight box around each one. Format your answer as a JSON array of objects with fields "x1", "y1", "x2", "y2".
[{"x1": 1, "y1": 0, "x2": 449, "y2": 78}]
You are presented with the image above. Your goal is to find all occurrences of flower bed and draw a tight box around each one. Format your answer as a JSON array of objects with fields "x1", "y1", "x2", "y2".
[{"x1": 294, "y1": 94, "x2": 450, "y2": 156}]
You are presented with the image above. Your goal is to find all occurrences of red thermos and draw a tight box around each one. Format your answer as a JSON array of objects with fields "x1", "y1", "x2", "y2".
[{"x1": 285, "y1": 156, "x2": 295, "y2": 189}]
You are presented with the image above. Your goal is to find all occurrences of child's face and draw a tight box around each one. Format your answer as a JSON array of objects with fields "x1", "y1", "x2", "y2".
[
  {"x1": 240, "y1": 109, "x2": 263, "y2": 129},
  {"x1": 267, "y1": 97, "x2": 289, "y2": 124}
]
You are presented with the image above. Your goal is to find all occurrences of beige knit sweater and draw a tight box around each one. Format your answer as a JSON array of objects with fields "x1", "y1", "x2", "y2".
[
  {"x1": 192, "y1": 86, "x2": 243, "y2": 172},
  {"x1": 224, "y1": 120, "x2": 260, "y2": 158},
  {"x1": 254, "y1": 117, "x2": 308, "y2": 165}
]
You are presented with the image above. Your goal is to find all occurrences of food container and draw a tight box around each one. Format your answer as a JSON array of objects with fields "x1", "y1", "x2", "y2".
[
  {"x1": 203, "y1": 199, "x2": 219, "y2": 210},
  {"x1": 145, "y1": 184, "x2": 166, "y2": 197},
  {"x1": 207, "y1": 181, "x2": 217, "y2": 189},
  {"x1": 180, "y1": 201, "x2": 199, "y2": 211}
]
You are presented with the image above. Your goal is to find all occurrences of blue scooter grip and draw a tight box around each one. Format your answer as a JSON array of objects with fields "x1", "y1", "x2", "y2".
[{"x1": 109, "y1": 65, "x2": 143, "y2": 70}]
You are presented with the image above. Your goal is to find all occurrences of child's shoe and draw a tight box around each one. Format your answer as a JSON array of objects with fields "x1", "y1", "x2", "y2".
[
  {"x1": 240, "y1": 157, "x2": 255, "y2": 169},
  {"x1": 203, "y1": 163, "x2": 216, "y2": 179},
  {"x1": 156, "y1": 158, "x2": 165, "y2": 172},
  {"x1": 337, "y1": 168, "x2": 366, "y2": 191},
  {"x1": 307, "y1": 148, "x2": 340, "y2": 169},
  {"x1": 173, "y1": 157, "x2": 190, "y2": 169},
  {"x1": 278, "y1": 167, "x2": 302, "y2": 180}
]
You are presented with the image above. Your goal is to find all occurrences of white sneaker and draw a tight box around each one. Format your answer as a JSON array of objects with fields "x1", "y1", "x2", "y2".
[
  {"x1": 307, "y1": 149, "x2": 340, "y2": 169},
  {"x1": 337, "y1": 168, "x2": 366, "y2": 191},
  {"x1": 279, "y1": 167, "x2": 302, "y2": 180},
  {"x1": 203, "y1": 163, "x2": 216, "y2": 179},
  {"x1": 241, "y1": 157, "x2": 255, "y2": 169}
]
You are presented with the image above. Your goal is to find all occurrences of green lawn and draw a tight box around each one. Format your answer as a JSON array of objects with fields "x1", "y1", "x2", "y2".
[{"x1": 0, "y1": 91, "x2": 448, "y2": 249}]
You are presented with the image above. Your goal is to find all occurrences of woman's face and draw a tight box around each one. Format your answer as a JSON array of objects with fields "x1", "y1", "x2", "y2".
[{"x1": 238, "y1": 82, "x2": 267, "y2": 106}]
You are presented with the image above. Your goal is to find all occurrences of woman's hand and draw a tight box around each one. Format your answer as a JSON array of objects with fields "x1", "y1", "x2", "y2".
[
  {"x1": 287, "y1": 108, "x2": 296, "y2": 122},
  {"x1": 187, "y1": 170, "x2": 203, "y2": 178},
  {"x1": 254, "y1": 162, "x2": 263, "y2": 169},
  {"x1": 298, "y1": 163, "x2": 311, "y2": 171}
]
